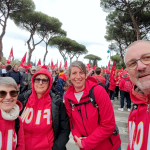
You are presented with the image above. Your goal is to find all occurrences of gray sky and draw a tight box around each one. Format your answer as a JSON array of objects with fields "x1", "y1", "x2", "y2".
[{"x1": 2, "y1": 0, "x2": 111, "y2": 67}]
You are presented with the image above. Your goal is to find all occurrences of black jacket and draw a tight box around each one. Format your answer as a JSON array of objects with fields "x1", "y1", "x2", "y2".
[
  {"x1": 18, "y1": 90, "x2": 70, "y2": 150},
  {"x1": 6, "y1": 70, "x2": 21, "y2": 84}
]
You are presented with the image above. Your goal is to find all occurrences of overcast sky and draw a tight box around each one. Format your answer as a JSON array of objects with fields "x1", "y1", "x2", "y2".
[{"x1": 2, "y1": 0, "x2": 111, "y2": 66}]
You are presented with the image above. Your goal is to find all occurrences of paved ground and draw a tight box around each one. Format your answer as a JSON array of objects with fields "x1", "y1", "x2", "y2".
[{"x1": 66, "y1": 98, "x2": 130, "y2": 150}]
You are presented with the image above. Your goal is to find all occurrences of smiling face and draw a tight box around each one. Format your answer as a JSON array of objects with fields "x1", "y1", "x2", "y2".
[
  {"x1": 69, "y1": 66, "x2": 86, "y2": 92},
  {"x1": 0, "y1": 86, "x2": 18, "y2": 112},
  {"x1": 125, "y1": 41, "x2": 150, "y2": 94},
  {"x1": 34, "y1": 74, "x2": 49, "y2": 96}
]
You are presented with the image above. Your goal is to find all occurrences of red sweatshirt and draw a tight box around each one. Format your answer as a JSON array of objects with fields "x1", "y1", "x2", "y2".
[
  {"x1": 127, "y1": 85, "x2": 150, "y2": 150},
  {"x1": 21, "y1": 69, "x2": 54, "y2": 150},
  {"x1": 64, "y1": 76, "x2": 121, "y2": 150},
  {"x1": 0, "y1": 101, "x2": 25, "y2": 150}
]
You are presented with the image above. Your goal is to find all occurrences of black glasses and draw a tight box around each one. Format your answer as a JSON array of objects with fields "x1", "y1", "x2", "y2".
[
  {"x1": 34, "y1": 78, "x2": 49, "y2": 84},
  {"x1": 0, "y1": 90, "x2": 19, "y2": 98},
  {"x1": 126, "y1": 53, "x2": 150, "y2": 70}
]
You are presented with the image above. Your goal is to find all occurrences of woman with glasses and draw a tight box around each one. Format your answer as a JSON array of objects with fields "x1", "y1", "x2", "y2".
[
  {"x1": 18, "y1": 69, "x2": 70, "y2": 150},
  {"x1": 0, "y1": 77, "x2": 25, "y2": 150}
]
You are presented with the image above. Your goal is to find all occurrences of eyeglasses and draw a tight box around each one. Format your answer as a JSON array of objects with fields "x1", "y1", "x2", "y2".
[
  {"x1": 0, "y1": 90, "x2": 19, "y2": 98},
  {"x1": 34, "y1": 78, "x2": 49, "y2": 84},
  {"x1": 126, "y1": 53, "x2": 150, "y2": 70}
]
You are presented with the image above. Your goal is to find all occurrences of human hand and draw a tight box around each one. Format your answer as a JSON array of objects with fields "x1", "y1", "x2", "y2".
[{"x1": 74, "y1": 135, "x2": 83, "y2": 148}]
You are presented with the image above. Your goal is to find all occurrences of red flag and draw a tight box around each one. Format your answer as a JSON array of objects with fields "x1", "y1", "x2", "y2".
[
  {"x1": 47, "y1": 63, "x2": 51, "y2": 68},
  {"x1": 37, "y1": 59, "x2": 41, "y2": 66},
  {"x1": 93, "y1": 65, "x2": 96, "y2": 70},
  {"x1": 106, "y1": 60, "x2": 110, "y2": 71},
  {"x1": 64, "y1": 60, "x2": 67, "y2": 70},
  {"x1": 56, "y1": 60, "x2": 58, "y2": 67},
  {"x1": 7, "y1": 48, "x2": 13, "y2": 64},
  {"x1": 20, "y1": 52, "x2": 27, "y2": 67},
  {"x1": 59, "y1": 61, "x2": 62, "y2": 69},
  {"x1": 51, "y1": 60, "x2": 54, "y2": 70},
  {"x1": 86, "y1": 63, "x2": 91, "y2": 71},
  {"x1": 109, "y1": 61, "x2": 115, "y2": 83}
]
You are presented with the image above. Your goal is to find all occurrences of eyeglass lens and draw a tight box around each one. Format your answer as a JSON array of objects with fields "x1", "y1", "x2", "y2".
[
  {"x1": 0, "y1": 90, "x2": 19, "y2": 98},
  {"x1": 127, "y1": 53, "x2": 150, "y2": 69},
  {"x1": 34, "y1": 78, "x2": 49, "y2": 84}
]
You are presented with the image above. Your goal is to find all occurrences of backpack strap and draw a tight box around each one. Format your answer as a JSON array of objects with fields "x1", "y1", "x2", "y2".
[
  {"x1": 15, "y1": 117, "x2": 20, "y2": 148},
  {"x1": 89, "y1": 86, "x2": 100, "y2": 124}
]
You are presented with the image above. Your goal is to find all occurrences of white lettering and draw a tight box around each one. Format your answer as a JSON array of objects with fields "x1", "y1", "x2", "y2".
[
  {"x1": 129, "y1": 121, "x2": 135, "y2": 149},
  {"x1": 25, "y1": 108, "x2": 33, "y2": 124},
  {"x1": 147, "y1": 125, "x2": 150, "y2": 150},
  {"x1": 7, "y1": 130, "x2": 13, "y2": 150},
  {"x1": 35, "y1": 110, "x2": 42, "y2": 124},
  {"x1": 43, "y1": 109, "x2": 50, "y2": 124},
  {"x1": 134, "y1": 122, "x2": 143, "y2": 150}
]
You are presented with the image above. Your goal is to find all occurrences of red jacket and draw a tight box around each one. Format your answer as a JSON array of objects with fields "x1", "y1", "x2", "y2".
[
  {"x1": 64, "y1": 76, "x2": 121, "y2": 150},
  {"x1": 119, "y1": 76, "x2": 131, "y2": 91},
  {"x1": 0, "y1": 101, "x2": 25, "y2": 150},
  {"x1": 108, "y1": 78, "x2": 116, "y2": 91},
  {"x1": 21, "y1": 69, "x2": 54, "y2": 150},
  {"x1": 127, "y1": 85, "x2": 150, "y2": 150},
  {"x1": 93, "y1": 75, "x2": 106, "y2": 85}
]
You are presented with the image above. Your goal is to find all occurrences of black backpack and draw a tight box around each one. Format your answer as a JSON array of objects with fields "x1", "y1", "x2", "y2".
[
  {"x1": 15, "y1": 117, "x2": 20, "y2": 148},
  {"x1": 69, "y1": 84, "x2": 119, "y2": 136}
]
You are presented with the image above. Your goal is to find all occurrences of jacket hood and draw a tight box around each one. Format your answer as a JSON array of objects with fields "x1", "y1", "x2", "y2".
[
  {"x1": 59, "y1": 72, "x2": 67, "y2": 81},
  {"x1": 17, "y1": 100, "x2": 23, "y2": 111},
  {"x1": 130, "y1": 84, "x2": 150, "y2": 104},
  {"x1": 65, "y1": 76, "x2": 99, "y2": 101},
  {"x1": 31, "y1": 69, "x2": 53, "y2": 98}
]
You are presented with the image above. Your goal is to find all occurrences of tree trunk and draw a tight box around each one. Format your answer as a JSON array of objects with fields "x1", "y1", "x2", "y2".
[
  {"x1": 124, "y1": 0, "x2": 141, "y2": 40},
  {"x1": 43, "y1": 43, "x2": 48, "y2": 64},
  {"x1": 27, "y1": 49, "x2": 33, "y2": 65},
  {"x1": 0, "y1": 40, "x2": 3, "y2": 62},
  {"x1": 0, "y1": 16, "x2": 8, "y2": 61}
]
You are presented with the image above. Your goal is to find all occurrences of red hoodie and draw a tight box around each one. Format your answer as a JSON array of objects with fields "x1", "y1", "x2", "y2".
[
  {"x1": 127, "y1": 85, "x2": 150, "y2": 150},
  {"x1": 0, "y1": 101, "x2": 25, "y2": 150},
  {"x1": 21, "y1": 69, "x2": 54, "y2": 150},
  {"x1": 64, "y1": 76, "x2": 121, "y2": 150}
]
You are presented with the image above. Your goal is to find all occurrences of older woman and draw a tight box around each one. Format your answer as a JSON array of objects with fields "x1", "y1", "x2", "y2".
[
  {"x1": 18, "y1": 69, "x2": 70, "y2": 150},
  {"x1": 64, "y1": 61, "x2": 121, "y2": 150},
  {"x1": 0, "y1": 77, "x2": 25, "y2": 150}
]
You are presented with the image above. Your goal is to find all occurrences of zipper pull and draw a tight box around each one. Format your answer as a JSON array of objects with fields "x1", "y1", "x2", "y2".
[{"x1": 147, "y1": 104, "x2": 149, "y2": 113}]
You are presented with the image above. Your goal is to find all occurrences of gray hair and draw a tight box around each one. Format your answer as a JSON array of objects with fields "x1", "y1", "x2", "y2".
[
  {"x1": 0, "y1": 77, "x2": 18, "y2": 90},
  {"x1": 68, "y1": 61, "x2": 86, "y2": 77}
]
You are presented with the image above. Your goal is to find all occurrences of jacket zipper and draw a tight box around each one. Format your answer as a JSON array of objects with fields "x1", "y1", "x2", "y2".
[
  {"x1": 108, "y1": 136, "x2": 113, "y2": 146},
  {"x1": 147, "y1": 104, "x2": 149, "y2": 113},
  {"x1": 77, "y1": 106, "x2": 88, "y2": 136}
]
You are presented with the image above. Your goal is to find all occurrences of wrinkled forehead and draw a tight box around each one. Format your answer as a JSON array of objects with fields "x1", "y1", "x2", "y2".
[{"x1": 125, "y1": 42, "x2": 150, "y2": 64}]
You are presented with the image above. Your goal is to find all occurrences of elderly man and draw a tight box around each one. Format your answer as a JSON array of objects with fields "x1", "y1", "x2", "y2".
[{"x1": 125, "y1": 40, "x2": 150, "y2": 150}]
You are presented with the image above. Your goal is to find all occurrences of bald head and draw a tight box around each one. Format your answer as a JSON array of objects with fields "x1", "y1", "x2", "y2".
[
  {"x1": 124, "y1": 40, "x2": 150, "y2": 95},
  {"x1": 125, "y1": 40, "x2": 150, "y2": 64}
]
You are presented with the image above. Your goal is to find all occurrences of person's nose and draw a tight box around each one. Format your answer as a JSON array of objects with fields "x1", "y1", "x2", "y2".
[
  {"x1": 5, "y1": 93, "x2": 12, "y2": 99},
  {"x1": 76, "y1": 73, "x2": 80, "y2": 78},
  {"x1": 136, "y1": 60, "x2": 147, "y2": 71}
]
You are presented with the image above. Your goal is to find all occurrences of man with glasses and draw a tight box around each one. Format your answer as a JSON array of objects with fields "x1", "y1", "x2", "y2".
[{"x1": 125, "y1": 40, "x2": 150, "y2": 150}]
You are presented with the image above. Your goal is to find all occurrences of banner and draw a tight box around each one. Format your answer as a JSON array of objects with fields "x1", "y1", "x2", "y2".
[
  {"x1": 7, "y1": 48, "x2": 13, "y2": 64},
  {"x1": 37, "y1": 59, "x2": 41, "y2": 66},
  {"x1": 20, "y1": 52, "x2": 27, "y2": 67}
]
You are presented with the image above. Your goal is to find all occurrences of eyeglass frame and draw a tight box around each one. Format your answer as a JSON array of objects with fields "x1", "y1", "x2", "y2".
[
  {"x1": 0, "y1": 90, "x2": 19, "y2": 98},
  {"x1": 125, "y1": 53, "x2": 150, "y2": 70},
  {"x1": 34, "y1": 78, "x2": 49, "y2": 84}
]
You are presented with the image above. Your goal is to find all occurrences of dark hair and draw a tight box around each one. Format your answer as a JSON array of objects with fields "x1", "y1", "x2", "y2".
[
  {"x1": 6, "y1": 65, "x2": 12, "y2": 72},
  {"x1": 95, "y1": 67, "x2": 101, "y2": 75}
]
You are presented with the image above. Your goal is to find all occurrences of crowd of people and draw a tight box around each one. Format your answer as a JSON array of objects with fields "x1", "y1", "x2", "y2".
[{"x1": 0, "y1": 40, "x2": 150, "y2": 150}]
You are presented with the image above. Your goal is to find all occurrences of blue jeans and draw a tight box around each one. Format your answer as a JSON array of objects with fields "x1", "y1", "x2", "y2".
[{"x1": 117, "y1": 146, "x2": 121, "y2": 150}]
